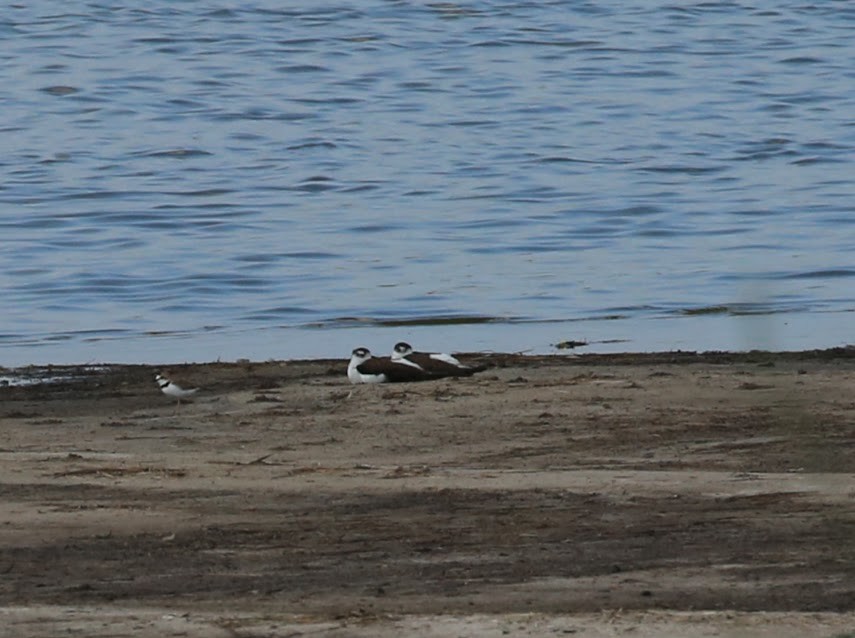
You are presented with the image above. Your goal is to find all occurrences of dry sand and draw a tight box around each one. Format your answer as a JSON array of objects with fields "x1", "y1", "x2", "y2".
[{"x1": 1, "y1": 349, "x2": 854, "y2": 637}]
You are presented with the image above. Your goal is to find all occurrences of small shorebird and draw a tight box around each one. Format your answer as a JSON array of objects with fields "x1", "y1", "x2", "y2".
[
  {"x1": 155, "y1": 372, "x2": 198, "y2": 405},
  {"x1": 347, "y1": 347, "x2": 436, "y2": 384},
  {"x1": 391, "y1": 342, "x2": 487, "y2": 378}
]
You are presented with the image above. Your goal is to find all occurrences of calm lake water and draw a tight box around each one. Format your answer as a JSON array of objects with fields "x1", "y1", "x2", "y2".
[{"x1": 2, "y1": 2, "x2": 853, "y2": 366}]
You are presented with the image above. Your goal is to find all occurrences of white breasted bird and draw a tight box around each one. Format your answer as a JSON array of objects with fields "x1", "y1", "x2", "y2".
[
  {"x1": 155, "y1": 372, "x2": 198, "y2": 405},
  {"x1": 391, "y1": 342, "x2": 487, "y2": 378},
  {"x1": 347, "y1": 347, "x2": 437, "y2": 384}
]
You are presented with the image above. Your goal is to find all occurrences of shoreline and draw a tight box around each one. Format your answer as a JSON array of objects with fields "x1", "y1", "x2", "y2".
[
  {"x1": 2, "y1": 307, "x2": 852, "y2": 370},
  {"x1": 4, "y1": 343, "x2": 855, "y2": 372}
]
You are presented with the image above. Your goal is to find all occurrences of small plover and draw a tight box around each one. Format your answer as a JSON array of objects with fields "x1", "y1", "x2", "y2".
[
  {"x1": 155, "y1": 372, "x2": 198, "y2": 405},
  {"x1": 391, "y1": 342, "x2": 487, "y2": 378},
  {"x1": 347, "y1": 347, "x2": 436, "y2": 384}
]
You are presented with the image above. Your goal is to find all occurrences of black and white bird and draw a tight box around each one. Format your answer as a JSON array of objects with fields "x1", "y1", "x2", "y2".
[
  {"x1": 155, "y1": 372, "x2": 198, "y2": 405},
  {"x1": 347, "y1": 347, "x2": 436, "y2": 384},
  {"x1": 391, "y1": 342, "x2": 487, "y2": 378}
]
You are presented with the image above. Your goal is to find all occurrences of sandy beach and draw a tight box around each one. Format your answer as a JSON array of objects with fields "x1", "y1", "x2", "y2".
[{"x1": 2, "y1": 349, "x2": 854, "y2": 637}]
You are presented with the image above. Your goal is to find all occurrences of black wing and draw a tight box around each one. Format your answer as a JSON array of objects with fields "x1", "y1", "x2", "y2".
[
  {"x1": 358, "y1": 356, "x2": 438, "y2": 383},
  {"x1": 407, "y1": 352, "x2": 487, "y2": 377}
]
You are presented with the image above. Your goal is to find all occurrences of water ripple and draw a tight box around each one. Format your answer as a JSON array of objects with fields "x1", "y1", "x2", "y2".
[{"x1": 0, "y1": 2, "x2": 853, "y2": 364}]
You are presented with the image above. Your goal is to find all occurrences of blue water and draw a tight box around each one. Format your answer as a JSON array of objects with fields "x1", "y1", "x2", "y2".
[{"x1": 2, "y1": 2, "x2": 854, "y2": 366}]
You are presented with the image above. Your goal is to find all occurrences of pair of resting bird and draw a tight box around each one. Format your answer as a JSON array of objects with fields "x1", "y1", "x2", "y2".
[
  {"x1": 154, "y1": 342, "x2": 487, "y2": 405},
  {"x1": 348, "y1": 341, "x2": 487, "y2": 384}
]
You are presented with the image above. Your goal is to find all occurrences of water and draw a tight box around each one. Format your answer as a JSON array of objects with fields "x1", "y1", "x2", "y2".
[{"x1": 2, "y1": 2, "x2": 854, "y2": 366}]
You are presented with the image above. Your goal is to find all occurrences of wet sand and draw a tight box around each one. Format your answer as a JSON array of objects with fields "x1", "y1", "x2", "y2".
[{"x1": 1, "y1": 349, "x2": 854, "y2": 637}]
